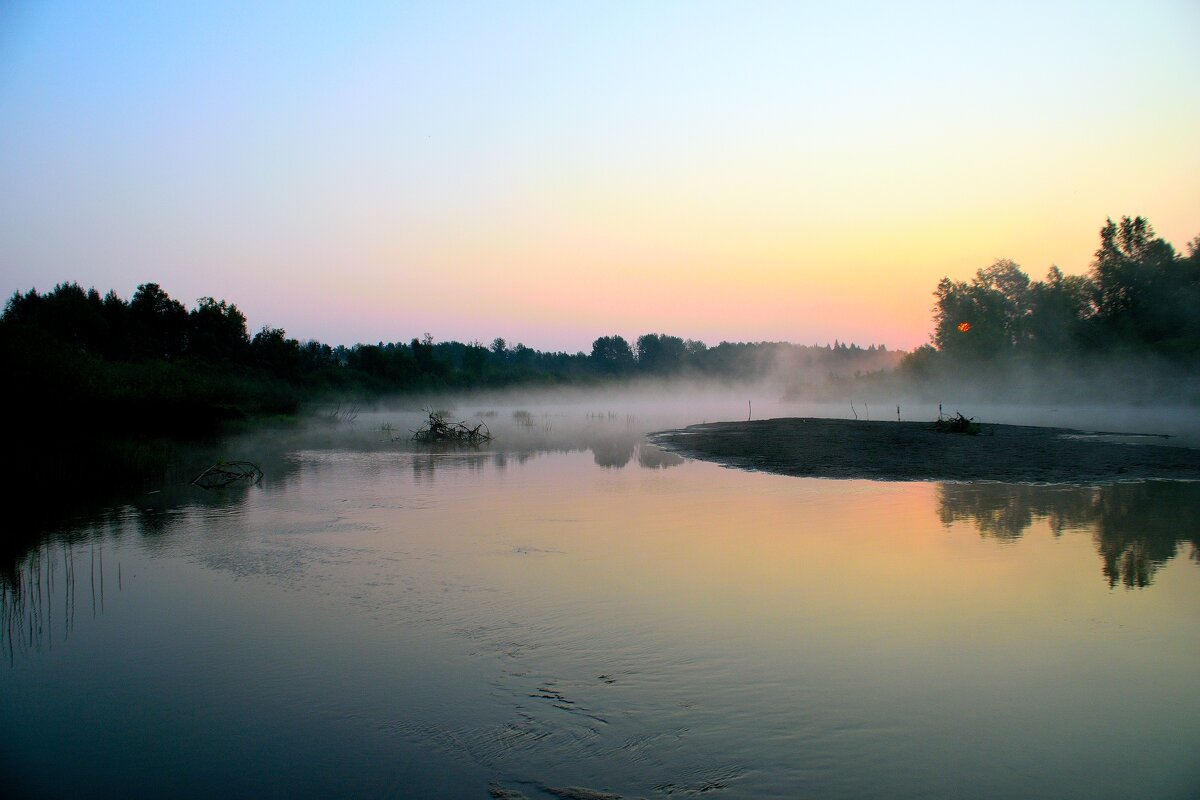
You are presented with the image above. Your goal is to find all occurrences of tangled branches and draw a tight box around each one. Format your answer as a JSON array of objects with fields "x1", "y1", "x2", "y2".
[
  {"x1": 412, "y1": 410, "x2": 492, "y2": 446},
  {"x1": 192, "y1": 460, "x2": 264, "y2": 488},
  {"x1": 935, "y1": 411, "x2": 981, "y2": 435}
]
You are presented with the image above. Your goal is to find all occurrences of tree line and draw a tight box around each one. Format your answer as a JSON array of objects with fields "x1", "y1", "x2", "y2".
[
  {"x1": 6, "y1": 214, "x2": 1191, "y2": 433},
  {"x1": 0, "y1": 280, "x2": 892, "y2": 435},
  {"x1": 910, "y1": 216, "x2": 1200, "y2": 369}
]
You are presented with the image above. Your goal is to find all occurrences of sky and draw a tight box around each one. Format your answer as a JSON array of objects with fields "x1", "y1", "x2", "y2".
[{"x1": 1, "y1": 1, "x2": 1198, "y2": 352}]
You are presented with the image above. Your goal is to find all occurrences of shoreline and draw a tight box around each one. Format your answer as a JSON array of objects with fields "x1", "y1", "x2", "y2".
[{"x1": 651, "y1": 417, "x2": 1200, "y2": 484}]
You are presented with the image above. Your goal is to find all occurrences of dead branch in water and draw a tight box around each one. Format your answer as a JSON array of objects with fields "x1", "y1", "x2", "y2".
[
  {"x1": 191, "y1": 460, "x2": 264, "y2": 488},
  {"x1": 934, "y1": 412, "x2": 981, "y2": 435},
  {"x1": 411, "y1": 410, "x2": 492, "y2": 446}
]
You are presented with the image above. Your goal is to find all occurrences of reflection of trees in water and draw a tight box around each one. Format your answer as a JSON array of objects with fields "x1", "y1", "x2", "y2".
[
  {"x1": 592, "y1": 438, "x2": 637, "y2": 468},
  {"x1": 1, "y1": 535, "x2": 116, "y2": 665},
  {"x1": 457, "y1": 412, "x2": 683, "y2": 471},
  {"x1": 589, "y1": 440, "x2": 683, "y2": 469},
  {"x1": 1091, "y1": 483, "x2": 1200, "y2": 588},
  {"x1": 490, "y1": 418, "x2": 683, "y2": 471},
  {"x1": 1, "y1": 485, "x2": 263, "y2": 663},
  {"x1": 937, "y1": 484, "x2": 1097, "y2": 540},
  {"x1": 0, "y1": 443, "x2": 274, "y2": 649},
  {"x1": 409, "y1": 449, "x2": 491, "y2": 483},
  {"x1": 636, "y1": 443, "x2": 685, "y2": 469},
  {"x1": 938, "y1": 482, "x2": 1200, "y2": 588},
  {"x1": 404, "y1": 433, "x2": 683, "y2": 475},
  {"x1": 571, "y1": 439, "x2": 684, "y2": 469},
  {"x1": 3, "y1": 419, "x2": 687, "y2": 652}
]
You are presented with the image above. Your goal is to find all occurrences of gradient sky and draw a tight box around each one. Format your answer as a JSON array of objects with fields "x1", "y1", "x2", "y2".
[{"x1": 2, "y1": 1, "x2": 1198, "y2": 351}]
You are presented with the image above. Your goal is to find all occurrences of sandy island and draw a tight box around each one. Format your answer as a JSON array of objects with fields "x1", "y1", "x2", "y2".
[{"x1": 651, "y1": 417, "x2": 1200, "y2": 484}]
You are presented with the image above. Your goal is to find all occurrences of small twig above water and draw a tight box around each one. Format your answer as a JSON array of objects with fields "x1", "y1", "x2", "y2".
[{"x1": 323, "y1": 403, "x2": 359, "y2": 424}]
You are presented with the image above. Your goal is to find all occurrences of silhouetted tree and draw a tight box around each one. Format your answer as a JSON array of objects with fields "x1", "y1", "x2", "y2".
[
  {"x1": 932, "y1": 273, "x2": 1010, "y2": 358},
  {"x1": 927, "y1": 217, "x2": 1200, "y2": 365},
  {"x1": 1092, "y1": 217, "x2": 1169, "y2": 321},
  {"x1": 463, "y1": 340, "x2": 487, "y2": 377},
  {"x1": 3, "y1": 283, "x2": 115, "y2": 355},
  {"x1": 187, "y1": 297, "x2": 249, "y2": 362},
  {"x1": 975, "y1": 259, "x2": 1030, "y2": 346},
  {"x1": 411, "y1": 334, "x2": 435, "y2": 373},
  {"x1": 590, "y1": 335, "x2": 635, "y2": 374},
  {"x1": 684, "y1": 338, "x2": 707, "y2": 366},
  {"x1": 517, "y1": 343, "x2": 541, "y2": 367},
  {"x1": 1025, "y1": 266, "x2": 1093, "y2": 354},
  {"x1": 1089, "y1": 216, "x2": 1198, "y2": 354},
  {"x1": 131, "y1": 282, "x2": 187, "y2": 359},
  {"x1": 251, "y1": 326, "x2": 302, "y2": 377},
  {"x1": 635, "y1": 333, "x2": 686, "y2": 373}
]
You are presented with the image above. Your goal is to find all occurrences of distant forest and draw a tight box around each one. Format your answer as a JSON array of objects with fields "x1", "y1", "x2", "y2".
[
  {"x1": 3, "y1": 214, "x2": 1197, "y2": 435},
  {"x1": 0, "y1": 280, "x2": 893, "y2": 435}
]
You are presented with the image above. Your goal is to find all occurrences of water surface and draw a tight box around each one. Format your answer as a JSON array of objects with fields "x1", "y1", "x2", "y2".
[{"x1": 3, "y1": 404, "x2": 1198, "y2": 799}]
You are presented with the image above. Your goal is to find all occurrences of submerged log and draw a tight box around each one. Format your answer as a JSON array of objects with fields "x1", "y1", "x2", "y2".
[{"x1": 191, "y1": 460, "x2": 264, "y2": 489}]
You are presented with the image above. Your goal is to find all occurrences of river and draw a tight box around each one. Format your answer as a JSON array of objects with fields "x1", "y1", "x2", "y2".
[{"x1": 3, "y1": 399, "x2": 1198, "y2": 798}]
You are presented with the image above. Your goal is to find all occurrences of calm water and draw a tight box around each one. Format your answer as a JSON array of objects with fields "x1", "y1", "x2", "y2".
[{"x1": 3, "y1": 402, "x2": 1199, "y2": 799}]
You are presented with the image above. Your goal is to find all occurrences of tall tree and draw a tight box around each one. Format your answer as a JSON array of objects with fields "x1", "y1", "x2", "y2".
[
  {"x1": 1090, "y1": 216, "x2": 1193, "y2": 351},
  {"x1": 187, "y1": 297, "x2": 249, "y2": 362},
  {"x1": 1025, "y1": 266, "x2": 1093, "y2": 354},
  {"x1": 131, "y1": 282, "x2": 187, "y2": 358},
  {"x1": 635, "y1": 333, "x2": 686, "y2": 373},
  {"x1": 590, "y1": 335, "x2": 635, "y2": 374},
  {"x1": 932, "y1": 272, "x2": 1010, "y2": 359}
]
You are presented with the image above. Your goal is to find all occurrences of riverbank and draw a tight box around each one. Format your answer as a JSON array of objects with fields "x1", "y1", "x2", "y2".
[{"x1": 652, "y1": 417, "x2": 1200, "y2": 483}]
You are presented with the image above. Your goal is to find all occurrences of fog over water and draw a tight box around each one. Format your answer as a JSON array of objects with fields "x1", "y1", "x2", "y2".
[
  {"x1": 347, "y1": 381, "x2": 1200, "y2": 445},
  {"x1": 3, "y1": 387, "x2": 1198, "y2": 799}
]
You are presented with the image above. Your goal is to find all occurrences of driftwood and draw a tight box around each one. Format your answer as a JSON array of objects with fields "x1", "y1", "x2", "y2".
[
  {"x1": 191, "y1": 460, "x2": 264, "y2": 489},
  {"x1": 935, "y1": 411, "x2": 981, "y2": 435},
  {"x1": 411, "y1": 410, "x2": 492, "y2": 446}
]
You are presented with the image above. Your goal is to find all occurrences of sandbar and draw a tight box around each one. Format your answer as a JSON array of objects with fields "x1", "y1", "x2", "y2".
[{"x1": 651, "y1": 417, "x2": 1200, "y2": 483}]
